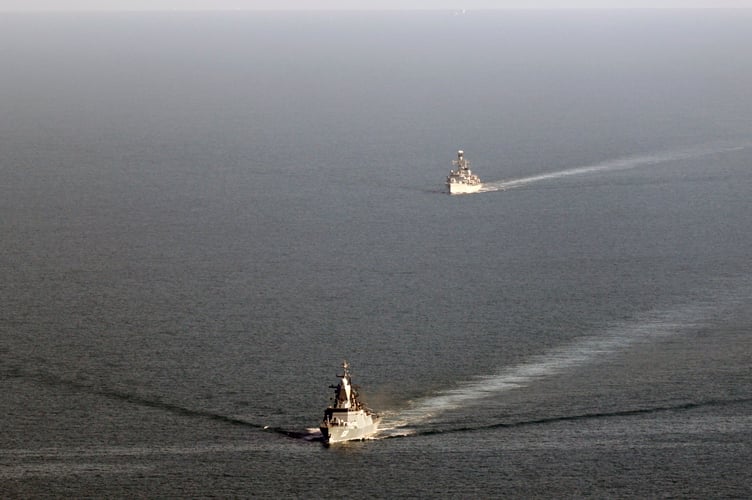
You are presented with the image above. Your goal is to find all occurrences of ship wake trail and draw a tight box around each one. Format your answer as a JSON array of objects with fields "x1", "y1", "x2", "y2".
[
  {"x1": 480, "y1": 142, "x2": 749, "y2": 193},
  {"x1": 1, "y1": 363, "x2": 264, "y2": 430},
  {"x1": 381, "y1": 282, "x2": 750, "y2": 435},
  {"x1": 264, "y1": 426, "x2": 324, "y2": 441},
  {"x1": 400, "y1": 397, "x2": 752, "y2": 439}
]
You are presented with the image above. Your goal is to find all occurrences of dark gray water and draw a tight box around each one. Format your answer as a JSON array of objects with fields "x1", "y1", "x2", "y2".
[{"x1": 2, "y1": 10, "x2": 751, "y2": 498}]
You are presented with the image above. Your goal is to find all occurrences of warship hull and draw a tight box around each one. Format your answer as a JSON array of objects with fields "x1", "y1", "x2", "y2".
[
  {"x1": 320, "y1": 409, "x2": 381, "y2": 444},
  {"x1": 447, "y1": 181, "x2": 483, "y2": 195}
]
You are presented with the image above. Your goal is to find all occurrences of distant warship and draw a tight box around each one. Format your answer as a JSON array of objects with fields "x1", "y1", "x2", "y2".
[
  {"x1": 319, "y1": 361, "x2": 380, "y2": 444},
  {"x1": 446, "y1": 150, "x2": 483, "y2": 194}
]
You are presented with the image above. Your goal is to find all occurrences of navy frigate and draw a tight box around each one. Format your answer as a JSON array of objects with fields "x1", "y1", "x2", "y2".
[
  {"x1": 446, "y1": 149, "x2": 483, "y2": 194},
  {"x1": 319, "y1": 361, "x2": 380, "y2": 444}
]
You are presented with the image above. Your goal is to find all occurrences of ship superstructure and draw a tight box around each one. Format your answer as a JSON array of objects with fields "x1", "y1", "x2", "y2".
[
  {"x1": 319, "y1": 361, "x2": 380, "y2": 444},
  {"x1": 446, "y1": 149, "x2": 483, "y2": 194}
]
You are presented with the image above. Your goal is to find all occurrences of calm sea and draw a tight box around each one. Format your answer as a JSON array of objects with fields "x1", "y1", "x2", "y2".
[{"x1": 1, "y1": 10, "x2": 751, "y2": 498}]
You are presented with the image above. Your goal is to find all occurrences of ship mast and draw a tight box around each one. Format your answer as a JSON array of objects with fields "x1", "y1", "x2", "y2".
[
  {"x1": 452, "y1": 150, "x2": 470, "y2": 171},
  {"x1": 333, "y1": 360, "x2": 353, "y2": 409}
]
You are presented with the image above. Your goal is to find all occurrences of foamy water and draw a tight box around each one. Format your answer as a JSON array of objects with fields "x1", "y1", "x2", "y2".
[
  {"x1": 480, "y1": 143, "x2": 748, "y2": 193},
  {"x1": 381, "y1": 292, "x2": 736, "y2": 433}
]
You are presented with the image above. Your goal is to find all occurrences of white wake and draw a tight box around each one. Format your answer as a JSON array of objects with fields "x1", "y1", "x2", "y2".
[
  {"x1": 480, "y1": 142, "x2": 748, "y2": 193},
  {"x1": 382, "y1": 299, "x2": 725, "y2": 433}
]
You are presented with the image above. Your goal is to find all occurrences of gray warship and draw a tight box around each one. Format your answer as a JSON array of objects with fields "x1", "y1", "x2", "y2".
[
  {"x1": 446, "y1": 149, "x2": 483, "y2": 194},
  {"x1": 319, "y1": 361, "x2": 380, "y2": 444}
]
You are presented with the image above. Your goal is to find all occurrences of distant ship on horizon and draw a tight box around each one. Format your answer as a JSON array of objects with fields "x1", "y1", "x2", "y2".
[{"x1": 446, "y1": 150, "x2": 483, "y2": 194}]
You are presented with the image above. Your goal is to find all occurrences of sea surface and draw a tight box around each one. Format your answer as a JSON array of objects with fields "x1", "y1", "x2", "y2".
[{"x1": 1, "y1": 9, "x2": 751, "y2": 498}]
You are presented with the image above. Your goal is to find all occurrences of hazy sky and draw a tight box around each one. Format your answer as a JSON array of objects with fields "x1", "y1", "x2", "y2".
[{"x1": 2, "y1": 0, "x2": 751, "y2": 11}]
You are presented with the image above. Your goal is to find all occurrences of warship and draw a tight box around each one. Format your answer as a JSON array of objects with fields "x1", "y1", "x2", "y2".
[
  {"x1": 446, "y1": 149, "x2": 483, "y2": 194},
  {"x1": 319, "y1": 361, "x2": 380, "y2": 444}
]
